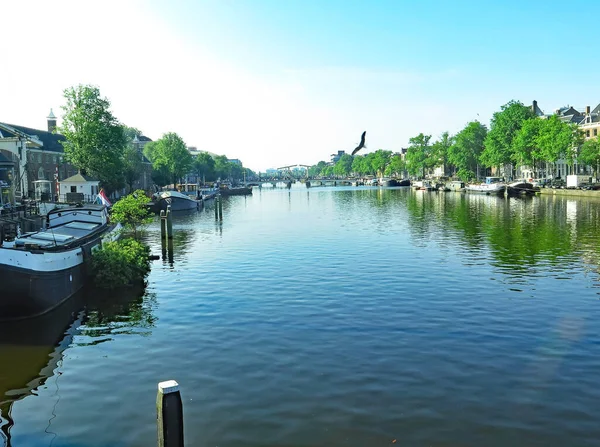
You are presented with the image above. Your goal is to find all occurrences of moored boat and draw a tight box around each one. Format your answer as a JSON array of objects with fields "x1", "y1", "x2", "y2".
[
  {"x1": 0, "y1": 204, "x2": 121, "y2": 320},
  {"x1": 465, "y1": 177, "x2": 506, "y2": 195},
  {"x1": 148, "y1": 190, "x2": 201, "y2": 213},
  {"x1": 506, "y1": 181, "x2": 540, "y2": 196}
]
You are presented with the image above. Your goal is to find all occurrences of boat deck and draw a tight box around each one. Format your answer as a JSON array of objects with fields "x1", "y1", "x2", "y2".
[{"x1": 12, "y1": 221, "x2": 102, "y2": 249}]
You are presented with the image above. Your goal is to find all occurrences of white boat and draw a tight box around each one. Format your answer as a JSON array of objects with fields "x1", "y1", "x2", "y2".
[
  {"x1": 465, "y1": 177, "x2": 506, "y2": 195},
  {"x1": 0, "y1": 204, "x2": 121, "y2": 320}
]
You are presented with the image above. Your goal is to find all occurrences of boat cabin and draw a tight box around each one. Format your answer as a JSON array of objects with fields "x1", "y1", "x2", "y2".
[{"x1": 485, "y1": 177, "x2": 504, "y2": 184}]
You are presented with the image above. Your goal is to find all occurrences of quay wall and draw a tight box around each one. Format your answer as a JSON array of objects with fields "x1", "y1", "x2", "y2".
[{"x1": 538, "y1": 188, "x2": 600, "y2": 199}]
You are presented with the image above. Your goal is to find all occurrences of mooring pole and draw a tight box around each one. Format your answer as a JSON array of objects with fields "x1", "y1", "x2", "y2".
[
  {"x1": 218, "y1": 196, "x2": 223, "y2": 221},
  {"x1": 157, "y1": 380, "x2": 184, "y2": 447},
  {"x1": 214, "y1": 196, "x2": 219, "y2": 220},
  {"x1": 166, "y1": 205, "x2": 173, "y2": 239},
  {"x1": 160, "y1": 210, "x2": 166, "y2": 241}
]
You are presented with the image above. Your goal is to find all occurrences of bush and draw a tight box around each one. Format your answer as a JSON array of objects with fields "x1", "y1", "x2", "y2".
[{"x1": 90, "y1": 238, "x2": 151, "y2": 289}]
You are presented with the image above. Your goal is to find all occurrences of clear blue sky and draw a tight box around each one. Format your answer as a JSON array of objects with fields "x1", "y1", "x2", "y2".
[{"x1": 2, "y1": 0, "x2": 597, "y2": 171}]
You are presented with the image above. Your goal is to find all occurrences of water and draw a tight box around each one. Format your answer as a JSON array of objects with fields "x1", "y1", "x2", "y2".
[{"x1": 2, "y1": 186, "x2": 600, "y2": 446}]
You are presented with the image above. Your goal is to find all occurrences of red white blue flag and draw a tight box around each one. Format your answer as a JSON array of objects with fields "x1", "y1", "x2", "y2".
[{"x1": 96, "y1": 189, "x2": 112, "y2": 207}]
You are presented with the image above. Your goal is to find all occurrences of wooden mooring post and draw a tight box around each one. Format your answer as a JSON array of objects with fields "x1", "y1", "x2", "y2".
[
  {"x1": 157, "y1": 380, "x2": 184, "y2": 447},
  {"x1": 160, "y1": 210, "x2": 167, "y2": 240},
  {"x1": 166, "y1": 205, "x2": 173, "y2": 239}
]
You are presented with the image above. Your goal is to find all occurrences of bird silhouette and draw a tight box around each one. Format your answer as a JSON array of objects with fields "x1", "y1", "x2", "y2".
[{"x1": 351, "y1": 131, "x2": 366, "y2": 156}]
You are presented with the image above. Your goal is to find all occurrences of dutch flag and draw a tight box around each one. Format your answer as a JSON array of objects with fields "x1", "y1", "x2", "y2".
[{"x1": 96, "y1": 189, "x2": 112, "y2": 207}]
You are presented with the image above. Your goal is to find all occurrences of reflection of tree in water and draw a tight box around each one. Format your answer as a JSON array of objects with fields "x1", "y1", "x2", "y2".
[
  {"x1": 404, "y1": 192, "x2": 600, "y2": 275},
  {"x1": 0, "y1": 286, "x2": 157, "y2": 444},
  {"x1": 80, "y1": 287, "x2": 158, "y2": 340}
]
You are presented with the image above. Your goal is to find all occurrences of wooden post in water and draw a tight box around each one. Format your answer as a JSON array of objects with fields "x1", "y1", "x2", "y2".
[
  {"x1": 214, "y1": 196, "x2": 219, "y2": 220},
  {"x1": 218, "y1": 196, "x2": 223, "y2": 221},
  {"x1": 166, "y1": 205, "x2": 173, "y2": 239},
  {"x1": 157, "y1": 380, "x2": 184, "y2": 447},
  {"x1": 160, "y1": 210, "x2": 166, "y2": 241}
]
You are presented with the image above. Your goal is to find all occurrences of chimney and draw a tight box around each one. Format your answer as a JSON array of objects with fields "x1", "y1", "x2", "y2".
[
  {"x1": 586, "y1": 105, "x2": 591, "y2": 115},
  {"x1": 47, "y1": 108, "x2": 57, "y2": 132},
  {"x1": 532, "y1": 100, "x2": 537, "y2": 112}
]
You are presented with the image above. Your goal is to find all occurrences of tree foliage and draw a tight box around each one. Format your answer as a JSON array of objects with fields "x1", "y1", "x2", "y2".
[
  {"x1": 448, "y1": 121, "x2": 487, "y2": 180},
  {"x1": 431, "y1": 132, "x2": 454, "y2": 175},
  {"x1": 148, "y1": 133, "x2": 192, "y2": 185},
  {"x1": 405, "y1": 133, "x2": 433, "y2": 177},
  {"x1": 110, "y1": 190, "x2": 153, "y2": 238},
  {"x1": 578, "y1": 139, "x2": 600, "y2": 176},
  {"x1": 192, "y1": 152, "x2": 216, "y2": 182},
  {"x1": 535, "y1": 115, "x2": 580, "y2": 164},
  {"x1": 333, "y1": 154, "x2": 354, "y2": 176},
  {"x1": 481, "y1": 100, "x2": 534, "y2": 169},
  {"x1": 59, "y1": 84, "x2": 127, "y2": 193}
]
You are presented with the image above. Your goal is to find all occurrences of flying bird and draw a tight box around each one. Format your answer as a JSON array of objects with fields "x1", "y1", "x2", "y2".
[{"x1": 351, "y1": 131, "x2": 366, "y2": 156}]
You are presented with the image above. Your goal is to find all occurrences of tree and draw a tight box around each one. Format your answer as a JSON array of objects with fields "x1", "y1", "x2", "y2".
[
  {"x1": 431, "y1": 132, "x2": 454, "y2": 176},
  {"x1": 151, "y1": 132, "x2": 192, "y2": 185},
  {"x1": 371, "y1": 150, "x2": 393, "y2": 177},
  {"x1": 512, "y1": 118, "x2": 541, "y2": 169},
  {"x1": 59, "y1": 84, "x2": 127, "y2": 193},
  {"x1": 123, "y1": 144, "x2": 144, "y2": 193},
  {"x1": 192, "y1": 152, "x2": 216, "y2": 183},
  {"x1": 578, "y1": 139, "x2": 600, "y2": 177},
  {"x1": 535, "y1": 115, "x2": 581, "y2": 165},
  {"x1": 481, "y1": 100, "x2": 534, "y2": 171},
  {"x1": 214, "y1": 155, "x2": 231, "y2": 180},
  {"x1": 448, "y1": 121, "x2": 487, "y2": 181},
  {"x1": 110, "y1": 190, "x2": 153, "y2": 238},
  {"x1": 386, "y1": 153, "x2": 406, "y2": 177},
  {"x1": 405, "y1": 134, "x2": 432, "y2": 178},
  {"x1": 334, "y1": 154, "x2": 353, "y2": 176}
]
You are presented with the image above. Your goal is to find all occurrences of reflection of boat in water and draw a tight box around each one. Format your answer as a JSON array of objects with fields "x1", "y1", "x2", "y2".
[
  {"x1": 0, "y1": 285, "x2": 152, "y2": 446},
  {"x1": 0, "y1": 205, "x2": 121, "y2": 320},
  {"x1": 0, "y1": 294, "x2": 84, "y2": 445},
  {"x1": 148, "y1": 191, "x2": 202, "y2": 213},
  {"x1": 465, "y1": 177, "x2": 506, "y2": 195}
]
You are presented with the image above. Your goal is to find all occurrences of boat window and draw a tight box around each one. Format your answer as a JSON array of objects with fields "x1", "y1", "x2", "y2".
[{"x1": 63, "y1": 222, "x2": 99, "y2": 230}]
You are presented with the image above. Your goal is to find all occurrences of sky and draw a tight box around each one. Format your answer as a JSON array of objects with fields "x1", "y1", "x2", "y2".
[{"x1": 1, "y1": 0, "x2": 598, "y2": 172}]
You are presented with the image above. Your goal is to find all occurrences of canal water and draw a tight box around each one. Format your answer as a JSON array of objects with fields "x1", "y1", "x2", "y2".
[{"x1": 2, "y1": 186, "x2": 600, "y2": 446}]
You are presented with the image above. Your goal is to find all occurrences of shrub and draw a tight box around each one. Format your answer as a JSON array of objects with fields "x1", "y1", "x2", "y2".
[{"x1": 90, "y1": 238, "x2": 151, "y2": 289}]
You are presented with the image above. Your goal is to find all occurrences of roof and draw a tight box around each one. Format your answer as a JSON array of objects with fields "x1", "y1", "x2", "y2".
[
  {"x1": 138, "y1": 135, "x2": 152, "y2": 142},
  {"x1": 60, "y1": 173, "x2": 99, "y2": 183},
  {"x1": 0, "y1": 122, "x2": 66, "y2": 153},
  {"x1": 592, "y1": 103, "x2": 600, "y2": 115}
]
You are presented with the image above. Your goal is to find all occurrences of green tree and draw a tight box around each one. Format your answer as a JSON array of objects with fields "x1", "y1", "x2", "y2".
[
  {"x1": 192, "y1": 152, "x2": 216, "y2": 183},
  {"x1": 151, "y1": 132, "x2": 192, "y2": 185},
  {"x1": 431, "y1": 132, "x2": 454, "y2": 175},
  {"x1": 481, "y1": 100, "x2": 534, "y2": 171},
  {"x1": 214, "y1": 155, "x2": 231, "y2": 180},
  {"x1": 512, "y1": 118, "x2": 541, "y2": 168},
  {"x1": 371, "y1": 150, "x2": 393, "y2": 177},
  {"x1": 535, "y1": 115, "x2": 581, "y2": 165},
  {"x1": 110, "y1": 189, "x2": 153, "y2": 238},
  {"x1": 405, "y1": 134, "x2": 432, "y2": 178},
  {"x1": 334, "y1": 154, "x2": 353, "y2": 176},
  {"x1": 386, "y1": 153, "x2": 406, "y2": 177},
  {"x1": 59, "y1": 84, "x2": 127, "y2": 193},
  {"x1": 123, "y1": 144, "x2": 144, "y2": 193},
  {"x1": 91, "y1": 238, "x2": 150, "y2": 289},
  {"x1": 578, "y1": 139, "x2": 600, "y2": 177},
  {"x1": 448, "y1": 121, "x2": 487, "y2": 181}
]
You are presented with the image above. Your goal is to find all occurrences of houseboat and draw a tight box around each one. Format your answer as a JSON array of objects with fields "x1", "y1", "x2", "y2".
[
  {"x1": 0, "y1": 204, "x2": 121, "y2": 320},
  {"x1": 465, "y1": 177, "x2": 506, "y2": 195}
]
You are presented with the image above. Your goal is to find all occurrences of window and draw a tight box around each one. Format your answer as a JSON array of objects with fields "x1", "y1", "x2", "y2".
[
  {"x1": 594, "y1": 129, "x2": 598, "y2": 137},
  {"x1": 70, "y1": 186, "x2": 77, "y2": 193},
  {"x1": 53, "y1": 155, "x2": 57, "y2": 164},
  {"x1": 38, "y1": 153, "x2": 42, "y2": 163},
  {"x1": 38, "y1": 167, "x2": 45, "y2": 180},
  {"x1": 586, "y1": 130, "x2": 590, "y2": 137}
]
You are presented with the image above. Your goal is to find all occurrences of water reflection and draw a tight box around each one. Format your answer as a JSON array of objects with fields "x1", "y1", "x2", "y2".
[{"x1": 0, "y1": 285, "x2": 155, "y2": 446}]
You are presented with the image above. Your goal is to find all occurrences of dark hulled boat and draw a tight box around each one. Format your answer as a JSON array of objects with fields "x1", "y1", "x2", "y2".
[
  {"x1": 147, "y1": 190, "x2": 202, "y2": 213},
  {"x1": 0, "y1": 204, "x2": 121, "y2": 320}
]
